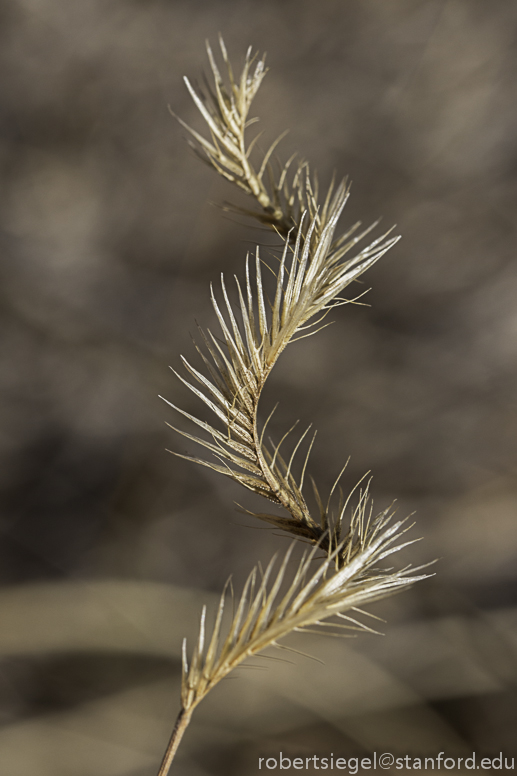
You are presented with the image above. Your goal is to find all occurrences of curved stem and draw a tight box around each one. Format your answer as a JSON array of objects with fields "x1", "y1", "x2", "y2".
[{"x1": 157, "y1": 706, "x2": 193, "y2": 776}]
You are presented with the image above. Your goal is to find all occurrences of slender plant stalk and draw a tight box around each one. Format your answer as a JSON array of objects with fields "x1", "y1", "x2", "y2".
[
  {"x1": 157, "y1": 707, "x2": 193, "y2": 776},
  {"x1": 157, "y1": 39, "x2": 431, "y2": 772}
]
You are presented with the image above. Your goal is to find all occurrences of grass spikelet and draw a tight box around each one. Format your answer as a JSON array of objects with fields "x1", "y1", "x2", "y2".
[{"x1": 180, "y1": 505, "x2": 430, "y2": 714}]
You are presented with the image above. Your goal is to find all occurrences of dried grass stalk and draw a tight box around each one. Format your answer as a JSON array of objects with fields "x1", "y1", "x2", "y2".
[{"x1": 157, "y1": 39, "x2": 430, "y2": 774}]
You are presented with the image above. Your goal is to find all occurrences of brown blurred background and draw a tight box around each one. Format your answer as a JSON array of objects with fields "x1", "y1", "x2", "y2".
[{"x1": 1, "y1": 0, "x2": 517, "y2": 773}]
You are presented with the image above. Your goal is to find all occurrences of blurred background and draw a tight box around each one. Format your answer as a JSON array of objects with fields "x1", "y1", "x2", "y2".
[{"x1": 1, "y1": 0, "x2": 517, "y2": 773}]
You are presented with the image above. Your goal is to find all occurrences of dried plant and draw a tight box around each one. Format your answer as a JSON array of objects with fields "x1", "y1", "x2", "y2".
[{"x1": 157, "y1": 39, "x2": 430, "y2": 774}]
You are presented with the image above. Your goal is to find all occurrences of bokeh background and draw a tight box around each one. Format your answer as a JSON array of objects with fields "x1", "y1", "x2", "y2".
[{"x1": 1, "y1": 0, "x2": 517, "y2": 773}]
